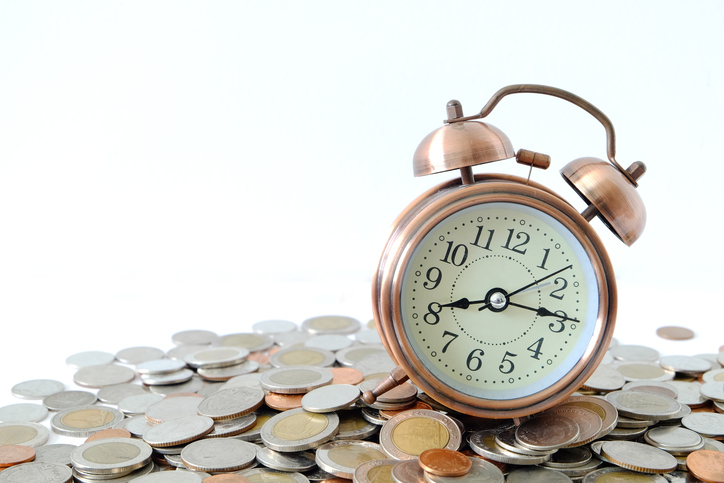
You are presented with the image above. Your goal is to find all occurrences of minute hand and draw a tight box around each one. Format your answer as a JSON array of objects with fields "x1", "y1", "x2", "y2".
[{"x1": 507, "y1": 264, "x2": 572, "y2": 298}]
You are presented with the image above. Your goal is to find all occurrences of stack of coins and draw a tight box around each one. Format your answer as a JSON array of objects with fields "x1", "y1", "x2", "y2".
[{"x1": 0, "y1": 317, "x2": 723, "y2": 483}]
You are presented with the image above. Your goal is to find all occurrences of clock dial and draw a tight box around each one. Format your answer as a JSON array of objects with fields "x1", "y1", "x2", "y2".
[{"x1": 399, "y1": 201, "x2": 600, "y2": 401}]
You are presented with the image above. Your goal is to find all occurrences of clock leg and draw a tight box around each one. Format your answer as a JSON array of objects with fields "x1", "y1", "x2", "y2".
[{"x1": 361, "y1": 366, "x2": 410, "y2": 405}]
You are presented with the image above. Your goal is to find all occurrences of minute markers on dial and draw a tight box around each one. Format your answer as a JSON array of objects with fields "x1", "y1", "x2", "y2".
[{"x1": 477, "y1": 264, "x2": 573, "y2": 311}]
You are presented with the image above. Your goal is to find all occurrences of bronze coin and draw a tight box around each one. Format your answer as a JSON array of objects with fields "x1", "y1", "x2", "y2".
[
  {"x1": 0, "y1": 445, "x2": 35, "y2": 467},
  {"x1": 687, "y1": 449, "x2": 724, "y2": 482},
  {"x1": 419, "y1": 448, "x2": 472, "y2": 476},
  {"x1": 264, "y1": 392, "x2": 303, "y2": 411},
  {"x1": 203, "y1": 475, "x2": 250, "y2": 482},
  {"x1": 85, "y1": 428, "x2": 132, "y2": 442},
  {"x1": 656, "y1": 326, "x2": 694, "y2": 340},
  {"x1": 330, "y1": 367, "x2": 364, "y2": 386}
]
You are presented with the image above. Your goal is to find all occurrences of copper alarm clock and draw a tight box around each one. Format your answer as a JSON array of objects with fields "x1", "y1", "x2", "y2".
[{"x1": 365, "y1": 84, "x2": 646, "y2": 419}]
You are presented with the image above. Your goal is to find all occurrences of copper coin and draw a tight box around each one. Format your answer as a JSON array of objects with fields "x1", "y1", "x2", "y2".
[
  {"x1": 656, "y1": 326, "x2": 695, "y2": 340},
  {"x1": 379, "y1": 400, "x2": 432, "y2": 419},
  {"x1": 0, "y1": 445, "x2": 35, "y2": 467},
  {"x1": 247, "y1": 351, "x2": 271, "y2": 365},
  {"x1": 330, "y1": 367, "x2": 364, "y2": 385},
  {"x1": 419, "y1": 448, "x2": 472, "y2": 476},
  {"x1": 85, "y1": 428, "x2": 132, "y2": 442},
  {"x1": 203, "y1": 475, "x2": 250, "y2": 482},
  {"x1": 264, "y1": 392, "x2": 303, "y2": 411},
  {"x1": 687, "y1": 449, "x2": 724, "y2": 482}
]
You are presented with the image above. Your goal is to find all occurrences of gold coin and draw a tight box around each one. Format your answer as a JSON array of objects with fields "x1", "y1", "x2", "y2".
[
  {"x1": 61, "y1": 408, "x2": 115, "y2": 429},
  {"x1": 392, "y1": 418, "x2": 449, "y2": 455},
  {"x1": 271, "y1": 412, "x2": 329, "y2": 441},
  {"x1": 0, "y1": 425, "x2": 37, "y2": 445}
]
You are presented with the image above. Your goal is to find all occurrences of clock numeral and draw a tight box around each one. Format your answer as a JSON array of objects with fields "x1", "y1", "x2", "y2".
[
  {"x1": 538, "y1": 248, "x2": 550, "y2": 270},
  {"x1": 441, "y1": 331, "x2": 458, "y2": 353},
  {"x1": 527, "y1": 337, "x2": 544, "y2": 360},
  {"x1": 550, "y1": 277, "x2": 568, "y2": 300},
  {"x1": 471, "y1": 226, "x2": 494, "y2": 251},
  {"x1": 440, "y1": 241, "x2": 468, "y2": 266},
  {"x1": 548, "y1": 311, "x2": 567, "y2": 333},
  {"x1": 502, "y1": 229, "x2": 530, "y2": 255},
  {"x1": 499, "y1": 351, "x2": 517, "y2": 374},
  {"x1": 423, "y1": 267, "x2": 442, "y2": 290},
  {"x1": 424, "y1": 302, "x2": 442, "y2": 325},
  {"x1": 466, "y1": 349, "x2": 485, "y2": 372}
]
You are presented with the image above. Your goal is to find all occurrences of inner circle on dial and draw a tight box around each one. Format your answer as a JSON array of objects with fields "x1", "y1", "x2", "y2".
[{"x1": 451, "y1": 255, "x2": 541, "y2": 345}]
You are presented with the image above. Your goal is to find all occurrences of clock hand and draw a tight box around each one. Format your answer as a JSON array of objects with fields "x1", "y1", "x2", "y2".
[
  {"x1": 440, "y1": 298, "x2": 488, "y2": 309},
  {"x1": 507, "y1": 301, "x2": 580, "y2": 322}
]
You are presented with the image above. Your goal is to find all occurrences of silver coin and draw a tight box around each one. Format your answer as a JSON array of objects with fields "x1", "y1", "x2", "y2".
[
  {"x1": 73, "y1": 364, "x2": 136, "y2": 388},
  {"x1": 0, "y1": 421, "x2": 49, "y2": 447},
  {"x1": 302, "y1": 384, "x2": 360, "y2": 413},
  {"x1": 252, "y1": 319, "x2": 298, "y2": 335},
  {"x1": 135, "y1": 358, "x2": 187, "y2": 375},
  {"x1": 468, "y1": 429, "x2": 550, "y2": 465},
  {"x1": 543, "y1": 447, "x2": 592, "y2": 468},
  {"x1": 610, "y1": 344, "x2": 660, "y2": 362},
  {"x1": 181, "y1": 437, "x2": 258, "y2": 472},
  {"x1": 11, "y1": 379, "x2": 64, "y2": 400},
  {"x1": 644, "y1": 426, "x2": 704, "y2": 454},
  {"x1": 581, "y1": 364, "x2": 625, "y2": 392},
  {"x1": 352, "y1": 352, "x2": 397, "y2": 377},
  {"x1": 261, "y1": 407, "x2": 340, "y2": 452},
  {"x1": 184, "y1": 346, "x2": 250, "y2": 369},
  {"x1": 115, "y1": 346, "x2": 165, "y2": 364},
  {"x1": 703, "y1": 437, "x2": 724, "y2": 452},
  {"x1": 65, "y1": 350, "x2": 116, "y2": 369},
  {"x1": 197, "y1": 359, "x2": 259, "y2": 381},
  {"x1": 542, "y1": 406, "x2": 602, "y2": 447},
  {"x1": 315, "y1": 440, "x2": 386, "y2": 479},
  {"x1": 71, "y1": 437, "x2": 153, "y2": 475},
  {"x1": 0, "y1": 402, "x2": 48, "y2": 423},
  {"x1": 140, "y1": 368, "x2": 195, "y2": 386},
  {"x1": 703, "y1": 368, "x2": 724, "y2": 383},
  {"x1": 274, "y1": 331, "x2": 311, "y2": 347},
  {"x1": 221, "y1": 373, "x2": 263, "y2": 390},
  {"x1": 255, "y1": 447, "x2": 317, "y2": 472},
  {"x1": 495, "y1": 427, "x2": 556, "y2": 456},
  {"x1": 42, "y1": 390, "x2": 97, "y2": 411},
  {"x1": 700, "y1": 381, "x2": 724, "y2": 402},
  {"x1": 667, "y1": 380, "x2": 708, "y2": 407},
  {"x1": 616, "y1": 415, "x2": 654, "y2": 428},
  {"x1": 354, "y1": 458, "x2": 399, "y2": 483},
  {"x1": 354, "y1": 329, "x2": 383, "y2": 345},
  {"x1": 622, "y1": 380, "x2": 679, "y2": 398},
  {"x1": 260, "y1": 366, "x2": 334, "y2": 394},
  {"x1": 0, "y1": 462, "x2": 73, "y2": 483},
  {"x1": 144, "y1": 396, "x2": 202, "y2": 425},
  {"x1": 361, "y1": 407, "x2": 387, "y2": 426},
  {"x1": 505, "y1": 466, "x2": 571, "y2": 483},
  {"x1": 659, "y1": 355, "x2": 712, "y2": 374},
  {"x1": 119, "y1": 415, "x2": 154, "y2": 438},
  {"x1": 682, "y1": 412, "x2": 724, "y2": 437},
  {"x1": 166, "y1": 344, "x2": 209, "y2": 361},
  {"x1": 197, "y1": 386, "x2": 265, "y2": 420},
  {"x1": 117, "y1": 393, "x2": 165, "y2": 416},
  {"x1": 34, "y1": 443, "x2": 77, "y2": 466},
  {"x1": 600, "y1": 441, "x2": 677, "y2": 472},
  {"x1": 613, "y1": 362, "x2": 675, "y2": 382},
  {"x1": 131, "y1": 471, "x2": 205, "y2": 482},
  {"x1": 50, "y1": 405, "x2": 125, "y2": 437},
  {"x1": 301, "y1": 315, "x2": 361, "y2": 335},
  {"x1": 605, "y1": 390, "x2": 681, "y2": 420},
  {"x1": 218, "y1": 332, "x2": 275, "y2": 352},
  {"x1": 206, "y1": 412, "x2": 256, "y2": 438},
  {"x1": 582, "y1": 467, "x2": 667, "y2": 483},
  {"x1": 335, "y1": 410, "x2": 380, "y2": 440},
  {"x1": 239, "y1": 468, "x2": 309, "y2": 482},
  {"x1": 142, "y1": 415, "x2": 214, "y2": 447},
  {"x1": 96, "y1": 383, "x2": 148, "y2": 404},
  {"x1": 270, "y1": 347, "x2": 336, "y2": 369},
  {"x1": 73, "y1": 461, "x2": 154, "y2": 482},
  {"x1": 515, "y1": 415, "x2": 580, "y2": 451},
  {"x1": 171, "y1": 329, "x2": 218, "y2": 346},
  {"x1": 147, "y1": 377, "x2": 204, "y2": 396},
  {"x1": 391, "y1": 458, "x2": 426, "y2": 483},
  {"x1": 304, "y1": 334, "x2": 353, "y2": 352},
  {"x1": 379, "y1": 409, "x2": 461, "y2": 460}
]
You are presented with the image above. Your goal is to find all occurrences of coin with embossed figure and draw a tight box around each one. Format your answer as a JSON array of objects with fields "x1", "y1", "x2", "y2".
[
  {"x1": 42, "y1": 390, "x2": 97, "y2": 411},
  {"x1": 302, "y1": 384, "x2": 360, "y2": 413},
  {"x1": 315, "y1": 440, "x2": 387, "y2": 479},
  {"x1": 261, "y1": 407, "x2": 340, "y2": 452},
  {"x1": 0, "y1": 461, "x2": 73, "y2": 483},
  {"x1": 542, "y1": 406, "x2": 602, "y2": 447},
  {"x1": 71, "y1": 437, "x2": 153, "y2": 476},
  {"x1": 379, "y1": 409, "x2": 461, "y2": 460},
  {"x1": 515, "y1": 415, "x2": 580, "y2": 451},
  {"x1": 600, "y1": 441, "x2": 677, "y2": 473},
  {"x1": 197, "y1": 386, "x2": 265, "y2": 420},
  {"x1": 142, "y1": 415, "x2": 214, "y2": 447},
  {"x1": 51, "y1": 405, "x2": 125, "y2": 437},
  {"x1": 605, "y1": 390, "x2": 681, "y2": 420},
  {"x1": 11, "y1": 379, "x2": 65, "y2": 400}
]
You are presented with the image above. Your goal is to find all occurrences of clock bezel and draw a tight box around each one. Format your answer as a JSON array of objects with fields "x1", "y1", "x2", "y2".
[{"x1": 372, "y1": 174, "x2": 616, "y2": 418}]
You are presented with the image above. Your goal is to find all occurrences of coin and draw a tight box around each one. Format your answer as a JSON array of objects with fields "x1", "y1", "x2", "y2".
[
  {"x1": 379, "y1": 401, "x2": 433, "y2": 420},
  {"x1": 135, "y1": 358, "x2": 188, "y2": 375},
  {"x1": 73, "y1": 364, "x2": 136, "y2": 388},
  {"x1": 701, "y1": 381, "x2": 724, "y2": 402},
  {"x1": 115, "y1": 346, "x2": 165, "y2": 364},
  {"x1": 542, "y1": 406, "x2": 602, "y2": 447},
  {"x1": 51, "y1": 405, "x2": 125, "y2": 437},
  {"x1": 197, "y1": 360, "x2": 260, "y2": 381},
  {"x1": 582, "y1": 467, "x2": 667, "y2": 482},
  {"x1": 334, "y1": 345, "x2": 388, "y2": 367},
  {"x1": 270, "y1": 347, "x2": 337, "y2": 368},
  {"x1": 614, "y1": 362, "x2": 674, "y2": 382},
  {"x1": 239, "y1": 468, "x2": 309, "y2": 482},
  {"x1": 703, "y1": 368, "x2": 724, "y2": 383},
  {"x1": 305, "y1": 334, "x2": 353, "y2": 352},
  {"x1": 495, "y1": 427, "x2": 556, "y2": 456},
  {"x1": 142, "y1": 415, "x2": 214, "y2": 447},
  {"x1": 611, "y1": 345, "x2": 660, "y2": 362},
  {"x1": 682, "y1": 413, "x2": 724, "y2": 437},
  {"x1": 261, "y1": 407, "x2": 340, "y2": 452},
  {"x1": 141, "y1": 368, "x2": 195, "y2": 385},
  {"x1": 353, "y1": 458, "x2": 398, "y2": 483},
  {"x1": 34, "y1": 444, "x2": 77, "y2": 466},
  {"x1": 605, "y1": 390, "x2": 682, "y2": 420},
  {"x1": 252, "y1": 319, "x2": 298, "y2": 335},
  {"x1": 71, "y1": 437, "x2": 153, "y2": 476},
  {"x1": 506, "y1": 466, "x2": 573, "y2": 483},
  {"x1": 315, "y1": 440, "x2": 387, "y2": 478},
  {"x1": 85, "y1": 428, "x2": 132, "y2": 442},
  {"x1": 206, "y1": 412, "x2": 257, "y2": 438},
  {"x1": 219, "y1": 332, "x2": 275, "y2": 352},
  {"x1": 255, "y1": 447, "x2": 316, "y2": 472},
  {"x1": 97, "y1": 383, "x2": 148, "y2": 404},
  {"x1": 261, "y1": 366, "x2": 334, "y2": 394},
  {"x1": 330, "y1": 367, "x2": 365, "y2": 386},
  {"x1": 644, "y1": 426, "x2": 704, "y2": 455},
  {"x1": 379, "y1": 409, "x2": 461, "y2": 460},
  {"x1": 301, "y1": 315, "x2": 361, "y2": 335},
  {"x1": 623, "y1": 380, "x2": 678, "y2": 399},
  {"x1": 600, "y1": 441, "x2": 677, "y2": 473},
  {"x1": 0, "y1": 403, "x2": 48, "y2": 423},
  {"x1": 391, "y1": 458, "x2": 426, "y2": 483},
  {"x1": 11, "y1": 379, "x2": 65, "y2": 400},
  {"x1": 515, "y1": 415, "x2": 580, "y2": 451},
  {"x1": 469, "y1": 429, "x2": 549, "y2": 465},
  {"x1": 302, "y1": 384, "x2": 360, "y2": 413},
  {"x1": 118, "y1": 393, "x2": 165, "y2": 416},
  {"x1": 197, "y1": 386, "x2": 265, "y2": 420},
  {"x1": 180, "y1": 438, "x2": 258, "y2": 472},
  {"x1": 659, "y1": 355, "x2": 712, "y2": 375},
  {"x1": 543, "y1": 447, "x2": 592, "y2": 468},
  {"x1": 172, "y1": 329, "x2": 218, "y2": 346},
  {"x1": 184, "y1": 347, "x2": 250, "y2": 369},
  {"x1": 65, "y1": 350, "x2": 116, "y2": 369},
  {"x1": 0, "y1": 444, "x2": 35, "y2": 467},
  {"x1": 686, "y1": 449, "x2": 724, "y2": 482},
  {"x1": 422, "y1": 457, "x2": 504, "y2": 483},
  {"x1": 656, "y1": 326, "x2": 695, "y2": 340},
  {"x1": 132, "y1": 472, "x2": 207, "y2": 482},
  {"x1": 265, "y1": 392, "x2": 304, "y2": 411},
  {"x1": 667, "y1": 381, "x2": 708, "y2": 407},
  {"x1": 336, "y1": 411, "x2": 380, "y2": 440},
  {"x1": 580, "y1": 364, "x2": 625, "y2": 392},
  {"x1": 42, "y1": 390, "x2": 98, "y2": 411},
  {"x1": 419, "y1": 449, "x2": 471, "y2": 476},
  {"x1": 144, "y1": 395, "x2": 201, "y2": 425},
  {"x1": 558, "y1": 395, "x2": 618, "y2": 440},
  {"x1": 0, "y1": 462, "x2": 73, "y2": 483},
  {"x1": 0, "y1": 422, "x2": 49, "y2": 448}
]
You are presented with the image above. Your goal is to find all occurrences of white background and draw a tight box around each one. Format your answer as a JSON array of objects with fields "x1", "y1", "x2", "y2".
[{"x1": 1, "y1": 1, "x2": 723, "y2": 431}]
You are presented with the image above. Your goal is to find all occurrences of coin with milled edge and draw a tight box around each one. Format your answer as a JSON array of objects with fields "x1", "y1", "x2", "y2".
[
  {"x1": 71, "y1": 437, "x2": 153, "y2": 475},
  {"x1": 144, "y1": 395, "x2": 201, "y2": 425},
  {"x1": 419, "y1": 448, "x2": 471, "y2": 476},
  {"x1": 73, "y1": 364, "x2": 136, "y2": 388},
  {"x1": 605, "y1": 390, "x2": 681, "y2": 420},
  {"x1": 142, "y1": 415, "x2": 214, "y2": 447},
  {"x1": 181, "y1": 437, "x2": 258, "y2": 472},
  {"x1": 66, "y1": 351, "x2": 116, "y2": 369},
  {"x1": 197, "y1": 386, "x2": 265, "y2": 420},
  {"x1": 379, "y1": 409, "x2": 461, "y2": 460},
  {"x1": 0, "y1": 403, "x2": 48, "y2": 423},
  {"x1": 600, "y1": 441, "x2": 677, "y2": 473},
  {"x1": 0, "y1": 461, "x2": 73, "y2": 482},
  {"x1": 265, "y1": 392, "x2": 303, "y2": 411},
  {"x1": 261, "y1": 407, "x2": 340, "y2": 452},
  {"x1": 515, "y1": 415, "x2": 580, "y2": 451},
  {"x1": 495, "y1": 427, "x2": 556, "y2": 456},
  {"x1": 301, "y1": 315, "x2": 361, "y2": 335},
  {"x1": 558, "y1": 395, "x2": 618, "y2": 440},
  {"x1": 353, "y1": 458, "x2": 397, "y2": 483},
  {"x1": 302, "y1": 384, "x2": 360, "y2": 413},
  {"x1": 270, "y1": 347, "x2": 337, "y2": 368},
  {"x1": 582, "y1": 467, "x2": 667, "y2": 482},
  {"x1": 659, "y1": 355, "x2": 712, "y2": 375},
  {"x1": 644, "y1": 426, "x2": 704, "y2": 455},
  {"x1": 542, "y1": 406, "x2": 602, "y2": 447},
  {"x1": 506, "y1": 466, "x2": 572, "y2": 483},
  {"x1": 11, "y1": 379, "x2": 65, "y2": 400},
  {"x1": 42, "y1": 390, "x2": 97, "y2": 411},
  {"x1": 468, "y1": 430, "x2": 550, "y2": 465},
  {"x1": 423, "y1": 457, "x2": 504, "y2": 483},
  {"x1": 206, "y1": 412, "x2": 257, "y2": 438},
  {"x1": 51, "y1": 405, "x2": 125, "y2": 437},
  {"x1": 261, "y1": 366, "x2": 334, "y2": 394},
  {"x1": 184, "y1": 347, "x2": 250, "y2": 369},
  {"x1": 315, "y1": 440, "x2": 387, "y2": 478},
  {"x1": 255, "y1": 447, "x2": 316, "y2": 472},
  {"x1": 197, "y1": 360, "x2": 259, "y2": 381}
]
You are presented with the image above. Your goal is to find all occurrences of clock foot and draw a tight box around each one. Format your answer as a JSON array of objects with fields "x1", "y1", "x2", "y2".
[{"x1": 361, "y1": 365, "x2": 409, "y2": 405}]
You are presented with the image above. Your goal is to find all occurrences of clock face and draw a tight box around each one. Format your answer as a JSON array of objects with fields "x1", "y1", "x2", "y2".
[{"x1": 399, "y1": 201, "x2": 600, "y2": 402}]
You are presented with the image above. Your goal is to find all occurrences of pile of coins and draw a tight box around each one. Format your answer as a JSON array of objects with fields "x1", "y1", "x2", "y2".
[{"x1": 0, "y1": 317, "x2": 723, "y2": 483}]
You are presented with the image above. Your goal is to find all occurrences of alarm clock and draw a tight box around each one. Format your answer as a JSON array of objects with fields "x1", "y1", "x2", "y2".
[{"x1": 365, "y1": 84, "x2": 646, "y2": 419}]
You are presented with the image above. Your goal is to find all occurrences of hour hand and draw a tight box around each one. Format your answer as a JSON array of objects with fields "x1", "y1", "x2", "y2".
[{"x1": 440, "y1": 298, "x2": 486, "y2": 309}]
